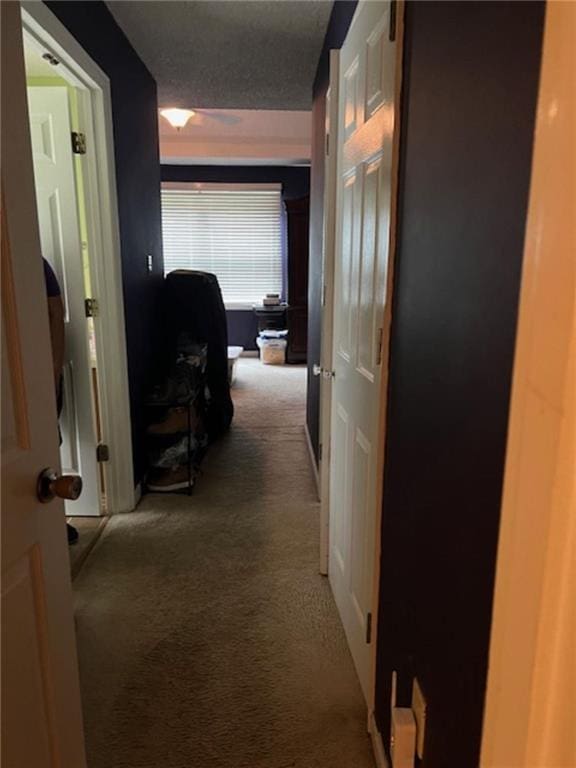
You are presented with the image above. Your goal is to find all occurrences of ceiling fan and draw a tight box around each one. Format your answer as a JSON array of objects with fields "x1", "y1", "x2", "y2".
[{"x1": 160, "y1": 108, "x2": 240, "y2": 130}]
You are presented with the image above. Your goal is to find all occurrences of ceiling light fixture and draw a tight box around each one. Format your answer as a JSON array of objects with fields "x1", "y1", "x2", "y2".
[{"x1": 160, "y1": 108, "x2": 195, "y2": 130}]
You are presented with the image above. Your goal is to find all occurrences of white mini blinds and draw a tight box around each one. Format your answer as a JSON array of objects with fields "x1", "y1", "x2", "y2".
[{"x1": 161, "y1": 184, "x2": 283, "y2": 306}]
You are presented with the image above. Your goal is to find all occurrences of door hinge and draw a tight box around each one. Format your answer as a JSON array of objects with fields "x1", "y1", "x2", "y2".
[
  {"x1": 376, "y1": 327, "x2": 384, "y2": 365},
  {"x1": 366, "y1": 612, "x2": 373, "y2": 644},
  {"x1": 96, "y1": 443, "x2": 110, "y2": 462},
  {"x1": 85, "y1": 298, "x2": 99, "y2": 317},
  {"x1": 313, "y1": 364, "x2": 335, "y2": 380},
  {"x1": 71, "y1": 131, "x2": 87, "y2": 155},
  {"x1": 322, "y1": 283, "x2": 327, "y2": 307},
  {"x1": 326, "y1": 132, "x2": 330, "y2": 157},
  {"x1": 319, "y1": 443, "x2": 323, "y2": 462}
]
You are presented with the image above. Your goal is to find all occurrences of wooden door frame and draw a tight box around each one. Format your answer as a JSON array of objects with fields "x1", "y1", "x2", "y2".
[
  {"x1": 318, "y1": 0, "x2": 406, "y2": 733},
  {"x1": 21, "y1": 1, "x2": 135, "y2": 514}
]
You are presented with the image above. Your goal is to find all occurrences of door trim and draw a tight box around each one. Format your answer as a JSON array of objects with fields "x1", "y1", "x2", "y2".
[
  {"x1": 367, "y1": 0, "x2": 406, "y2": 715},
  {"x1": 480, "y1": 2, "x2": 575, "y2": 763},
  {"x1": 319, "y1": 49, "x2": 341, "y2": 576},
  {"x1": 319, "y1": 0, "x2": 406, "y2": 714},
  {"x1": 368, "y1": 710, "x2": 390, "y2": 768},
  {"x1": 21, "y1": 1, "x2": 135, "y2": 514}
]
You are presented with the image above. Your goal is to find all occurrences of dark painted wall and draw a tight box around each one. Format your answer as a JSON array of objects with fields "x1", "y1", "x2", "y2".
[
  {"x1": 45, "y1": 1, "x2": 164, "y2": 486},
  {"x1": 306, "y1": 0, "x2": 358, "y2": 461},
  {"x1": 161, "y1": 165, "x2": 310, "y2": 350},
  {"x1": 161, "y1": 165, "x2": 310, "y2": 201},
  {"x1": 375, "y1": 3, "x2": 545, "y2": 766},
  {"x1": 226, "y1": 310, "x2": 258, "y2": 351}
]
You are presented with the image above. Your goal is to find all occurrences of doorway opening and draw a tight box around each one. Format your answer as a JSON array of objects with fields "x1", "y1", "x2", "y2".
[
  {"x1": 317, "y1": 0, "x2": 404, "y2": 733},
  {"x1": 21, "y1": 3, "x2": 135, "y2": 525},
  {"x1": 24, "y1": 41, "x2": 103, "y2": 523},
  {"x1": 153, "y1": 180, "x2": 312, "y2": 496}
]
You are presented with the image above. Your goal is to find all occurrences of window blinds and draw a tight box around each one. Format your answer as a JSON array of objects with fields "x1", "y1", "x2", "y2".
[{"x1": 161, "y1": 186, "x2": 283, "y2": 306}]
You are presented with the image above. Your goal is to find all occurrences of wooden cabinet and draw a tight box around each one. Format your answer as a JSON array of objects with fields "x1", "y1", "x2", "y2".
[{"x1": 285, "y1": 196, "x2": 309, "y2": 363}]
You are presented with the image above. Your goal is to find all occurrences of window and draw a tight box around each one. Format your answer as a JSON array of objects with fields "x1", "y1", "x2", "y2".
[{"x1": 161, "y1": 183, "x2": 283, "y2": 307}]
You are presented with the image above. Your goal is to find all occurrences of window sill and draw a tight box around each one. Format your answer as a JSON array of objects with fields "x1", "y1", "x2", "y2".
[{"x1": 224, "y1": 303, "x2": 256, "y2": 311}]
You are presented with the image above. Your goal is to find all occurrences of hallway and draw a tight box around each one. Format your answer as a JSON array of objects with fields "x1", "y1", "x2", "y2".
[{"x1": 73, "y1": 358, "x2": 375, "y2": 768}]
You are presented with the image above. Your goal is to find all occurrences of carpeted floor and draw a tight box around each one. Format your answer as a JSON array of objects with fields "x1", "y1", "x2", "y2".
[{"x1": 74, "y1": 358, "x2": 375, "y2": 768}]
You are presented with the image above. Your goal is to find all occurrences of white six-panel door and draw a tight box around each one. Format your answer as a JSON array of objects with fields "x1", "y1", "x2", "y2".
[
  {"x1": 27, "y1": 85, "x2": 99, "y2": 516},
  {"x1": 1, "y1": 3, "x2": 87, "y2": 764},
  {"x1": 329, "y1": 0, "x2": 398, "y2": 702}
]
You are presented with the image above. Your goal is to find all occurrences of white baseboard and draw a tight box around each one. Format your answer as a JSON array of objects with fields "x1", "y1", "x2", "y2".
[
  {"x1": 369, "y1": 710, "x2": 390, "y2": 768},
  {"x1": 304, "y1": 422, "x2": 321, "y2": 501}
]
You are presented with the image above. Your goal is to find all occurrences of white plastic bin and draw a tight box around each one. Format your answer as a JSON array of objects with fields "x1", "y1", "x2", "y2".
[
  {"x1": 227, "y1": 345, "x2": 243, "y2": 384},
  {"x1": 257, "y1": 337, "x2": 287, "y2": 365}
]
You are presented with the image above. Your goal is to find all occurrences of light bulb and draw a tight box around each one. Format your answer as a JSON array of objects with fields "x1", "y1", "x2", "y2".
[{"x1": 160, "y1": 108, "x2": 195, "y2": 129}]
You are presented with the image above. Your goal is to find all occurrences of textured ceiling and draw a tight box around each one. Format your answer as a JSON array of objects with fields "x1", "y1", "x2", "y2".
[{"x1": 106, "y1": 0, "x2": 333, "y2": 110}]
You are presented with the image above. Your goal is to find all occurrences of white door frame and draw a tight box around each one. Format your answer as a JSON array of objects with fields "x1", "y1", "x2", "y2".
[
  {"x1": 318, "y1": 49, "x2": 340, "y2": 577},
  {"x1": 21, "y1": 1, "x2": 135, "y2": 514},
  {"x1": 318, "y1": 0, "x2": 406, "y2": 718}
]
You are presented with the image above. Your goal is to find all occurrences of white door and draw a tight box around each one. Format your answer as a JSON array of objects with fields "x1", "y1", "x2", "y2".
[
  {"x1": 1, "y1": 3, "x2": 87, "y2": 765},
  {"x1": 329, "y1": 0, "x2": 399, "y2": 701},
  {"x1": 27, "y1": 85, "x2": 100, "y2": 517}
]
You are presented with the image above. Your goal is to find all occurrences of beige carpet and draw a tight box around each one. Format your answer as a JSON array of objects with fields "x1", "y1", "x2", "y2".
[{"x1": 74, "y1": 358, "x2": 375, "y2": 768}]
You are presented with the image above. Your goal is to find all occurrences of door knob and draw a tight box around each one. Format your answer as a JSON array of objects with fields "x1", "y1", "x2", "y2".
[{"x1": 37, "y1": 468, "x2": 83, "y2": 503}]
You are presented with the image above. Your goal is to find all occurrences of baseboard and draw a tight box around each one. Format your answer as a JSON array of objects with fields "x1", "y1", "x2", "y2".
[
  {"x1": 70, "y1": 515, "x2": 109, "y2": 580},
  {"x1": 369, "y1": 710, "x2": 390, "y2": 768},
  {"x1": 304, "y1": 422, "x2": 321, "y2": 501}
]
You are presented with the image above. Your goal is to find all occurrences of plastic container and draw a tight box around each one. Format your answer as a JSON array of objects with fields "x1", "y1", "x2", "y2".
[
  {"x1": 258, "y1": 329, "x2": 288, "y2": 340},
  {"x1": 257, "y1": 336, "x2": 287, "y2": 365},
  {"x1": 227, "y1": 345, "x2": 243, "y2": 384}
]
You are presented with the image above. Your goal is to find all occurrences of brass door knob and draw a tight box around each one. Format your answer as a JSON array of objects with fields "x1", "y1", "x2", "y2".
[{"x1": 37, "y1": 468, "x2": 83, "y2": 503}]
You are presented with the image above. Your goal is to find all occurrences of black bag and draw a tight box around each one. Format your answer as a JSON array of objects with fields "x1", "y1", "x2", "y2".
[{"x1": 158, "y1": 270, "x2": 233, "y2": 441}]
